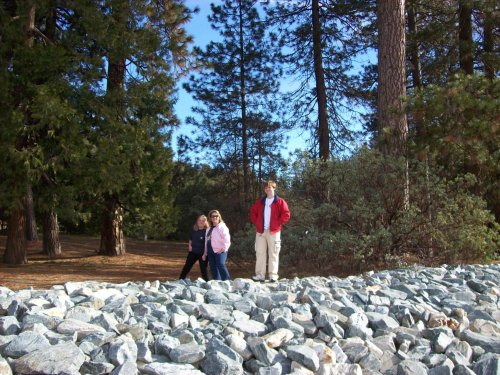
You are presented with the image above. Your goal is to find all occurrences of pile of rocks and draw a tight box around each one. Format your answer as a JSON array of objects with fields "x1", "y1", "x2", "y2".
[{"x1": 1, "y1": 264, "x2": 500, "y2": 375}]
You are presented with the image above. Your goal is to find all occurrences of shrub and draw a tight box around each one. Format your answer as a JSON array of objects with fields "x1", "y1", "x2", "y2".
[{"x1": 230, "y1": 149, "x2": 499, "y2": 274}]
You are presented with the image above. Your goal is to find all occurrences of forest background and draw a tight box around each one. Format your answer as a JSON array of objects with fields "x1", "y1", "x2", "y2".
[{"x1": 0, "y1": 0, "x2": 498, "y2": 272}]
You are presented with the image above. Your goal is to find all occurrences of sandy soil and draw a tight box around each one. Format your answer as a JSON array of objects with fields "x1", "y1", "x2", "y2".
[{"x1": 0, "y1": 235, "x2": 251, "y2": 290}]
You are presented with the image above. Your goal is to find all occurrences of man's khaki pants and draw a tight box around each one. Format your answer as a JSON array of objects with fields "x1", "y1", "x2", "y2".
[{"x1": 255, "y1": 230, "x2": 281, "y2": 280}]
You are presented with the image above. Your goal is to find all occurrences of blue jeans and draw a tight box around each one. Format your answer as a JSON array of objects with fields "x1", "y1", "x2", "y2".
[{"x1": 207, "y1": 245, "x2": 230, "y2": 281}]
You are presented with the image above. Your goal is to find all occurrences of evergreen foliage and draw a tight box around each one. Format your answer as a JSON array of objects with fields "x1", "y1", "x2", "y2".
[
  {"x1": 232, "y1": 149, "x2": 499, "y2": 273},
  {"x1": 183, "y1": 0, "x2": 285, "y2": 205}
]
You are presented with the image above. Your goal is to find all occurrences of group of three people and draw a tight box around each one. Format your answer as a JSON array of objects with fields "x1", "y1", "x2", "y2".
[{"x1": 179, "y1": 180, "x2": 291, "y2": 282}]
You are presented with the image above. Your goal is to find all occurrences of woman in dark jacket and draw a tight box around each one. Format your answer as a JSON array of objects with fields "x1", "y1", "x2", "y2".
[{"x1": 179, "y1": 215, "x2": 209, "y2": 281}]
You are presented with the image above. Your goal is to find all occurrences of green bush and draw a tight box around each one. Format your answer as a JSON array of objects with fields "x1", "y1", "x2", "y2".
[{"x1": 230, "y1": 149, "x2": 499, "y2": 273}]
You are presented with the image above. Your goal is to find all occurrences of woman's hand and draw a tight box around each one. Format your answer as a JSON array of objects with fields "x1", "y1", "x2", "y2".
[
  {"x1": 188, "y1": 245, "x2": 192, "y2": 252},
  {"x1": 202, "y1": 253, "x2": 207, "y2": 261}
]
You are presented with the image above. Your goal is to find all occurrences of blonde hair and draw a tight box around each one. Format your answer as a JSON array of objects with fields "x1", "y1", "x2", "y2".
[
  {"x1": 208, "y1": 209, "x2": 224, "y2": 226},
  {"x1": 263, "y1": 180, "x2": 277, "y2": 189},
  {"x1": 193, "y1": 215, "x2": 209, "y2": 230}
]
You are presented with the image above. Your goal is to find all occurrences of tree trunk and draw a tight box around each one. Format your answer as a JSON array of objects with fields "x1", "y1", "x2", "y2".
[
  {"x1": 43, "y1": 211, "x2": 61, "y2": 258},
  {"x1": 100, "y1": 2, "x2": 127, "y2": 256},
  {"x1": 238, "y1": 0, "x2": 250, "y2": 204},
  {"x1": 100, "y1": 55, "x2": 126, "y2": 256},
  {"x1": 407, "y1": 3, "x2": 426, "y2": 143},
  {"x1": 407, "y1": 5, "x2": 422, "y2": 90},
  {"x1": 312, "y1": 0, "x2": 329, "y2": 160},
  {"x1": 458, "y1": 0, "x2": 473, "y2": 75},
  {"x1": 4, "y1": 2, "x2": 35, "y2": 265},
  {"x1": 45, "y1": 0, "x2": 57, "y2": 41},
  {"x1": 25, "y1": 181, "x2": 38, "y2": 241},
  {"x1": 377, "y1": 0, "x2": 408, "y2": 156},
  {"x1": 483, "y1": 10, "x2": 495, "y2": 79},
  {"x1": 99, "y1": 200, "x2": 126, "y2": 256},
  {"x1": 4, "y1": 208, "x2": 28, "y2": 264}
]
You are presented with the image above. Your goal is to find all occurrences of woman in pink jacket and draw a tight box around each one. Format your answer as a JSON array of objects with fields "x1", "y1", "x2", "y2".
[{"x1": 202, "y1": 209, "x2": 231, "y2": 280}]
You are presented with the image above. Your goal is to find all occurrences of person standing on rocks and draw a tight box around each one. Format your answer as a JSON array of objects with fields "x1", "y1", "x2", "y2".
[
  {"x1": 203, "y1": 209, "x2": 231, "y2": 280},
  {"x1": 179, "y1": 215, "x2": 210, "y2": 281},
  {"x1": 250, "y1": 180, "x2": 291, "y2": 282}
]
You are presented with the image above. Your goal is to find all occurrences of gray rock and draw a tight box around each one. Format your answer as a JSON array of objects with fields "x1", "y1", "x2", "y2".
[
  {"x1": 473, "y1": 357, "x2": 500, "y2": 375},
  {"x1": 206, "y1": 337, "x2": 243, "y2": 364},
  {"x1": 13, "y1": 343, "x2": 85, "y2": 375},
  {"x1": 366, "y1": 312, "x2": 399, "y2": 331},
  {"x1": 461, "y1": 329, "x2": 500, "y2": 353},
  {"x1": 3, "y1": 331, "x2": 50, "y2": 358},
  {"x1": 343, "y1": 344, "x2": 369, "y2": 363},
  {"x1": 428, "y1": 365, "x2": 453, "y2": 375},
  {"x1": 170, "y1": 313, "x2": 189, "y2": 329},
  {"x1": 328, "y1": 363, "x2": 363, "y2": 375},
  {"x1": 257, "y1": 362, "x2": 282, "y2": 375},
  {"x1": 199, "y1": 304, "x2": 233, "y2": 323},
  {"x1": 57, "y1": 318, "x2": 106, "y2": 339},
  {"x1": 91, "y1": 312, "x2": 120, "y2": 333},
  {"x1": 22, "y1": 312, "x2": 61, "y2": 330},
  {"x1": 446, "y1": 340, "x2": 472, "y2": 362},
  {"x1": 232, "y1": 319, "x2": 268, "y2": 337},
  {"x1": 453, "y1": 364, "x2": 476, "y2": 375},
  {"x1": 170, "y1": 343, "x2": 205, "y2": 364},
  {"x1": 467, "y1": 279, "x2": 489, "y2": 293},
  {"x1": 286, "y1": 345, "x2": 320, "y2": 372},
  {"x1": 372, "y1": 334, "x2": 397, "y2": 353},
  {"x1": 201, "y1": 351, "x2": 244, "y2": 375},
  {"x1": 111, "y1": 360, "x2": 138, "y2": 375},
  {"x1": 226, "y1": 334, "x2": 253, "y2": 360},
  {"x1": 65, "y1": 305, "x2": 101, "y2": 322},
  {"x1": 109, "y1": 334, "x2": 138, "y2": 366},
  {"x1": 292, "y1": 314, "x2": 317, "y2": 335},
  {"x1": 272, "y1": 317, "x2": 305, "y2": 336},
  {"x1": 396, "y1": 360, "x2": 428, "y2": 375},
  {"x1": 447, "y1": 350, "x2": 470, "y2": 367},
  {"x1": 154, "y1": 334, "x2": 181, "y2": 356},
  {"x1": 434, "y1": 332, "x2": 453, "y2": 354},
  {"x1": 359, "y1": 352, "x2": 382, "y2": 372},
  {"x1": 249, "y1": 338, "x2": 279, "y2": 366},
  {"x1": 0, "y1": 316, "x2": 20, "y2": 335},
  {"x1": 142, "y1": 362, "x2": 204, "y2": 375},
  {"x1": 80, "y1": 360, "x2": 116, "y2": 375},
  {"x1": 0, "y1": 356, "x2": 12, "y2": 375}
]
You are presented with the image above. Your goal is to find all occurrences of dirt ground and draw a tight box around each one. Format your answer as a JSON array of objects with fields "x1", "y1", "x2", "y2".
[{"x1": 0, "y1": 235, "x2": 251, "y2": 290}]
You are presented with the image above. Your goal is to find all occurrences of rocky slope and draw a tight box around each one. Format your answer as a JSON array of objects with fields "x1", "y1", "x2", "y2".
[{"x1": 1, "y1": 264, "x2": 500, "y2": 374}]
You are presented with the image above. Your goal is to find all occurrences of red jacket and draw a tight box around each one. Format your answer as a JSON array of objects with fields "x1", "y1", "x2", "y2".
[{"x1": 250, "y1": 195, "x2": 291, "y2": 234}]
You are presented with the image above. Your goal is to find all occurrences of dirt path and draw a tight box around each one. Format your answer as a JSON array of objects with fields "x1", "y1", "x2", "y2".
[{"x1": 0, "y1": 235, "x2": 250, "y2": 290}]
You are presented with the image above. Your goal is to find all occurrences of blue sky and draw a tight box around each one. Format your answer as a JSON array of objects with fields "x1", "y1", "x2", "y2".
[{"x1": 172, "y1": 0, "x2": 309, "y2": 159}]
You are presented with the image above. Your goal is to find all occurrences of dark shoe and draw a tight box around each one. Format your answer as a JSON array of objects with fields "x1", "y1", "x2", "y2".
[{"x1": 252, "y1": 276, "x2": 265, "y2": 282}]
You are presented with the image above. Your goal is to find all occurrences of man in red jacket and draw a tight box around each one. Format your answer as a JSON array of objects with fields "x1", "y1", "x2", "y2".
[{"x1": 250, "y1": 180, "x2": 291, "y2": 282}]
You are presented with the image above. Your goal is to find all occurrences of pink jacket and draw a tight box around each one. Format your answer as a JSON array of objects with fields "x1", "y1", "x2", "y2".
[{"x1": 204, "y1": 222, "x2": 231, "y2": 255}]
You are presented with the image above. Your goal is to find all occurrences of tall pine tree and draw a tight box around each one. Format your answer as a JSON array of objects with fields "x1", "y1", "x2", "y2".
[
  {"x1": 184, "y1": 0, "x2": 283, "y2": 206},
  {"x1": 267, "y1": 0, "x2": 374, "y2": 158}
]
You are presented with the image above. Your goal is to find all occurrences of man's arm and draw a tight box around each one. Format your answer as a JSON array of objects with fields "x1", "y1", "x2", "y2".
[
  {"x1": 280, "y1": 199, "x2": 291, "y2": 225},
  {"x1": 250, "y1": 201, "x2": 258, "y2": 224}
]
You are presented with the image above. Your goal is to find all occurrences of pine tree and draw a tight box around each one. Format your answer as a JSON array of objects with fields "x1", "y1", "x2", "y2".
[
  {"x1": 77, "y1": 0, "x2": 193, "y2": 255},
  {"x1": 0, "y1": 0, "x2": 37, "y2": 264},
  {"x1": 267, "y1": 0, "x2": 374, "y2": 158},
  {"x1": 0, "y1": 0, "x2": 192, "y2": 262},
  {"x1": 184, "y1": 0, "x2": 283, "y2": 205},
  {"x1": 377, "y1": 0, "x2": 408, "y2": 156},
  {"x1": 458, "y1": 0, "x2": 474, "y2": 74}
]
